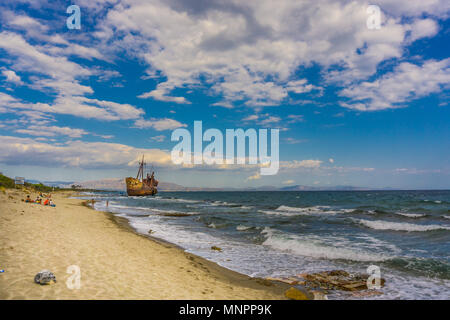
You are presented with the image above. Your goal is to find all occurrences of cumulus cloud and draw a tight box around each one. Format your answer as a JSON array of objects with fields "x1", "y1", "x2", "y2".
[
  {"x1": 15, "y1": 125, "x2": 89, "y2": 138},
  {"x1": 134, "y1": 118, "x2": 187, "y2": 131},
  {"x1": 150, "y1": 135, "x2": 166, "y2": 142},
  {"x1": 1, "y1": 68, "x2": 23, "y2": 85},
  {"x1": 1, "y1": 1, "x2": 448, "y2": 114},
  {"x1": 93, "y1": 0, "x2": 447, "y2": 108},
  {"x1": 281, "y1": 159, "x2": 323, "y2": 169},
  {"x1": 340, "y1": 58, "x2": 450, "y2": 111},
  {"x1": 246, "y1": 172, "x2": 261, "y2": 181},
  {"x1": 0, "y1": 135, "x2": 173, "y2": 169}
]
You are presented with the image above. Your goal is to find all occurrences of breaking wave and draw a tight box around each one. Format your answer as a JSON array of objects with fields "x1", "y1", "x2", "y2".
[{"x1": 357, "y1": 219, "x2": 450, "y2": 232}]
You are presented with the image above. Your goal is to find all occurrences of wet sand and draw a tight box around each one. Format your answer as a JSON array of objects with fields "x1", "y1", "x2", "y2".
[{"x1": 0, "y1": 189, "x2": 290, "y2": 299}]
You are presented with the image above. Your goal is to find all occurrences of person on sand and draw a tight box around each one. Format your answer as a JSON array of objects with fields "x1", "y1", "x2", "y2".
[
  {"x1": 25, "y1": 195, "x2": 33, "y2": 203},
  {"x1": 35, "y1": 197, "x2": 41, "y2": 204},
  {"x1": 49, "y1": 199, "x2": 55, "y2": 207},
  {"x1": 43, "y1": 198, "x2": 49, "y2": 206}
]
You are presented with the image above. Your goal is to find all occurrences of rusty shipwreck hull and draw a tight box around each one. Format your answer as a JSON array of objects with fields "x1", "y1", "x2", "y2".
[{"x1": 125, "y1": 177, "x2": 157, "y2": 196}]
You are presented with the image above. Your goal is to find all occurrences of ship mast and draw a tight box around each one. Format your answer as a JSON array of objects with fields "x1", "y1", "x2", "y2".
[{"x1": 136, "y1": 155, "x2": 145, "y2": 181}]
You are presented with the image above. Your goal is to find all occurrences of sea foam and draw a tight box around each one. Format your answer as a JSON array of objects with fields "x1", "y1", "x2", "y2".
[{"x1": 357, "y1": 219, "x2": 450, "y2": 232}]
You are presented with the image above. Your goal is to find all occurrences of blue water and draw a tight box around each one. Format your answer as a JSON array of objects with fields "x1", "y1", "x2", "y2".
[{"x1": 79, "y1": 190, "x2": 450, "y2": 299}]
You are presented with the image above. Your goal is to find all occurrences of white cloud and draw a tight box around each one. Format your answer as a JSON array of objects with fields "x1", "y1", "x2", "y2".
[
  {"x1": 408, "y1": 18, "x2": 439, "y2": 42},
  {"x1": 93, "y1": 0, "x2": 445, "y2": 108},
  {"x1": 150, "y1": 135, "x2": 166, "y2": 142},
  {"x1": 138, "y1": 82, "x2": 191, "y2": 104},
  {"x1": 246, "y1": 172, "x2": 261, "y2": 181},
  {"x1": 134, "y1": 118, "x2": 187, "y2": 131},
  {"x1": 1, "y1": 68, "x2": 23, "y2": 85},
  {"x1": 281, "y1": 159, "x2": 323, "y2": 169},
  {"x1": 284, "y1": 137, "x2": 307, "y2": 144},
  {"x1": 15, "y1": 125, "x2": 89, "y2": 138},
  {"x1": 0, "y1": 135, "x2": 173, "y2": 169},
  {"x1": 340, "y1": 58, "x2": 450, "y2": 111},
  {"x1": 286, "y1": 79, "x2": 321, "y2": 94}
]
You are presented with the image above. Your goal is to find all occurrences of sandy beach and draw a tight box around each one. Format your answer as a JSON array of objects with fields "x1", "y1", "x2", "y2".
[{"x1": 0, "y1": 189, "x2": 290, "y2": 300}]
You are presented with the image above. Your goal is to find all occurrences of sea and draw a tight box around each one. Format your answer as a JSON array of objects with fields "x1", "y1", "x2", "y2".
[{"x1": 77, "y1": 190, "x2": 450, "y2": 299}]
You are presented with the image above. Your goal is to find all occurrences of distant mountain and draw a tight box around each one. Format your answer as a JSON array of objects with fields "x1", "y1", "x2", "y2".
[
  {"x1": 280, "y1": 185, "x2": 370, "y2": 191},
  {"x1": 59, "y1": 177, "x2": 189, "y2": 192},
  {"x1": 31, "y1": 177, "x2": 374, "y2": 192}
]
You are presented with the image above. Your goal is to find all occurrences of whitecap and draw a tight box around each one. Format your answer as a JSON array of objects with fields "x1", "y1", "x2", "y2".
[
  {"x1": 357, "y1": 219, "x2": 450, "y2": 232},
  {"x1": 395, "y1": 212, "x2": 426, "y2": 218}
]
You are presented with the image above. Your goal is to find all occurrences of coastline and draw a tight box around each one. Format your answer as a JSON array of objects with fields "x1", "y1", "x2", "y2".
[{"x1": 0, "y1": 189, "x2": 294, "y2": 300}]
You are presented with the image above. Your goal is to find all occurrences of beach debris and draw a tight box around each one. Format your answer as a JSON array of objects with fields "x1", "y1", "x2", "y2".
[
  {"x1": 0, "y1": 269, "x2": 5, "y2": 273},
  {"x1": 211, "y1": 246, "x2": 222, "y2": 252},
  {"x1": 148, "y1": 229, "x2": 154, "y2": 234},
  {"x1": 34, "y1": 270, "x2": 57, "y2": 285},
  {"x1": 284, "y1": 287, "x2": 309, "y2": 300},
  {"x1": 297, "y1": 270, "x2": 385, "y2": 292}
]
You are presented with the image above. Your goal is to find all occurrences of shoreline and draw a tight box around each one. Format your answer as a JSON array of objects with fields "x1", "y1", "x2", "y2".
[
  {"x1": 0, "y1": 189, "x2": 296, "y2": 299},
  {"x1": 89, "y1": 200, "x2": 294, "y2": 296}
]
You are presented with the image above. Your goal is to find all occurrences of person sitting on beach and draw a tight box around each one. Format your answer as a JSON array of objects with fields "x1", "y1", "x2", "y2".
[
  {"x1": 49, "y1": 200, "x2": 55, "y2": 207},
  {"x1": 35, "y1": 197, "x2": 41, "y2": 204},
  {"x1": 25, "y1": 195, "x2": 34, "y2": 203},
  {"x1": 43, "y1": 198, "x2": 49, "y2": 206}
]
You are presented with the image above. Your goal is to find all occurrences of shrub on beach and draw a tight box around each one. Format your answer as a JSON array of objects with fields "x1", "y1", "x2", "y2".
[
  {"x1": 0, "y1": 174, "x2": 15, "y2": 189},
  {"x1": 0, "y1": 173, "x2": 57, "y2": 192}
]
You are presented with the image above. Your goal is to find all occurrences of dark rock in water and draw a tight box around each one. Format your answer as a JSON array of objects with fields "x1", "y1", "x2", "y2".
[
  {"x1": 148, "y1": 229, "x2": 154, "y2": 234},
  {"x1": 160, "y1": 212, "x2": 191, "y2": 217},
  {"x1": 34, "y1": 270, "x2": 56, "y2": 285},
  {"x1": 211, "y1": 246, "x2": 222, "y2": 252},
  {"x1": 298, "y1": 270, "x2": 385, "y2": 292},
  {"x1": 284, "y1": 287, "x2": 309, "y2": 300}
]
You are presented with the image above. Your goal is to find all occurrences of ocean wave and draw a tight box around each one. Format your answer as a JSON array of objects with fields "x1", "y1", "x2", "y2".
[
  {"x1": 443, "y1": 215, "x2": 450, "y2": 220},
  {"x1": 261, "y1": 228, "x2": 388, "y2": 262},
  {"x1": 260, "y1": 205, "x2": 338, "y2": 216},
  {"x1": 277, "y1": 205, "x2": 331, "y2": 212},
  {"x1": 236, "y1": 225, "x2": 252, "y2": 231},
  {"x1": 356, "y1": 219, "x2": 450, "y2": 232},
  {"x1": 150, "y1": 208, "x2": 198, "y2": 216},
  {"x1": 161, "y1": 198, "x2": 201, "y2": 203},
  {"x1": 395, "y1": 212, "x2": 427, "y2": 218}
]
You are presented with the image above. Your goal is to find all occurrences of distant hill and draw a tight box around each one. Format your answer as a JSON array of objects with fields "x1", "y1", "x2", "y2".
[
  {"x1": 56, "y1": 178, "x2": 189, "y2": 192},
  {"x1": 280, "y1": 185, "x2": 370, "y2": 191},
  {"x1": 53, "y1": 178, "x2": 372, "y2": 192}
]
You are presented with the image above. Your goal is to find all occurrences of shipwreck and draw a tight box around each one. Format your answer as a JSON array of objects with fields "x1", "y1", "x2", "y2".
[{"x1": 125, "y1": 155, "x2": 158, "y2": 196}]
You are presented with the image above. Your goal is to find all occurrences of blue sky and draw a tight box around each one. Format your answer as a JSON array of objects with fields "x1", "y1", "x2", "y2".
[{"x1": 0, "y1": 0, "x2": 449, "y2": 189}]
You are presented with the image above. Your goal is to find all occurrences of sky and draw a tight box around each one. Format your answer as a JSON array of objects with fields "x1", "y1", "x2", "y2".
[{"x1": 0, "y1": 0, "x2": 449, "y2": 189}]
